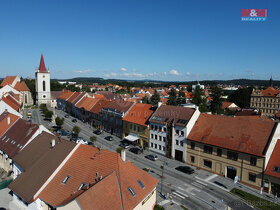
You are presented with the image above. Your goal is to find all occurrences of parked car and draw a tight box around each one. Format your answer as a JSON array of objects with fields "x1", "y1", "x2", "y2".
[
  {"x1": 145, "y1": 154, "x2": 158, "y2": 161},
  {"x1": 214, "y1": 181, "x2": 227, "y2": 189},
  {"x1": 94, "y1": 130, "x2": 102, "y2": 135},
  {"x1": 76, "y1": 138, "x2": 88, "y2": 145},
  {"x1": 129, "y1": 147, "x2": 142, "y2": 154},
  {"x1": 175, "y1": 166, "x2": 194, "y2": 174},
  {"x1": 119, "y1": 142, "x2": 129, "y2": 149},
  {"x1": 105, "y1": 136, "x2": 113, "y2": 141},
  {"x1": 65, "y1": 114, "x2": 70, "y2": 118},
  {"x1": 87, "y1": 141, "x2": 93, "y2": 146},
  {"x1": 143, "y1": 167, "x2": 150, "y2": 172},
  {"x1": 72, "y1": 119, "x2": 77, "y2": 123}
]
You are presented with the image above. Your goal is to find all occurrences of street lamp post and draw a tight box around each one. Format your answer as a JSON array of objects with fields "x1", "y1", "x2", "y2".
[{"x1": 160, "y1": 159, "x2": 167, "y2": 197}]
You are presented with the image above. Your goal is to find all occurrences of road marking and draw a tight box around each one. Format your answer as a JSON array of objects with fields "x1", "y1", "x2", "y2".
[
  {"x1": 176, "y1": 190, "x2": 189, "y2": 198},
  {"x1": 196, "y1": 176, "x2": 230, "y2": 192},
  {"x1": 195, "y1": 180, "x2": 208, "y2": 186},
  {"x1": 177, "y1": 186, "x2": 187, "y2": 192},
  {"x1": 205, "y1": 174, "x2": 217, "y2": 181},
  {"x1": 192, "y1": 182, "x2": 204, "y2": 189},
  {"x1": 158, "y1": 200, "x2": 170, "y2": 206},
  {"x1": 172, "y1": 191, "x2": 186, "y2": 199}
]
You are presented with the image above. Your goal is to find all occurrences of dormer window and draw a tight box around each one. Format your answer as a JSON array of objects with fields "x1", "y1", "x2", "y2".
[{"x1": 62, "y1": 176, "x2": 70, "y2": 184}]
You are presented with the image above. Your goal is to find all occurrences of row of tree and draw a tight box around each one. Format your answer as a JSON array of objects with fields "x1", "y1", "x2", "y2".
[{"x1": 39, "y1": 104, "x2": 53, "y2": 119}]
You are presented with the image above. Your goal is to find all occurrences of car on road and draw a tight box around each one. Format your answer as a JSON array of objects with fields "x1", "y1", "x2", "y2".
[
  {"x1": 105, "y1": 136, "x2": 113, "y2": 141},
  {"x1": 94, "y1": 130, "x2": 102, "y2": 135},
  {"x1": 129, "y1": 147, "x2": 142, "y2": 154},
  {"x1": 175, "y1": 166, "x2": 194, "y2": 174},
  {"x1": 72, "y1": 119, "x2": 77, "y2": 123},
  {"x1": 76, "y1": 138, "x2": 88, "y2": 145},
  {"x1": 145, "y1": 154, "x2": 158, "y2": 161},
  {"x1": 27, "y1": 112, "x2": 32, "y2": 118},
  {"x1": 57, "y1": 129, "x2": 70, "y2": 136},
  {"x1": 119, "y1": 142, "x2": 129, "y2": 149},
  {"x1": 65, "y1": 114, "x2": 70, "y2": 118}
]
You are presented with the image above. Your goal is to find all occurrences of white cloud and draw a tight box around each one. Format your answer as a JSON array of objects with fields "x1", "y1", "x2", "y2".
[
  {"x1": 186, "y1": 72, "x2": 190, "y2": 76},
  {"x1": 74, "y1": 69, "x2": 93, "y2": 74},
  {"x1": 104, "y1": 72, "x2": 118, "y2": 78},
  {"x1": 163, "y1": 72, "x2": 167, "y2": 76},
  {"x1": 120, "y1": 67, "x2": 127, "y2": 72},
  {"x1": 169, "y1": 69, "x2": 180, "y2": 76},
  {"x1": 122, "y1": 72, "x2": 146, "y2": 78}
]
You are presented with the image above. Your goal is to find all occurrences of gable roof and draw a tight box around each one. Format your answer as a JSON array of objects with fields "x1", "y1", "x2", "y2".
[
  {"x1": 9, "y1": 132, "x2": 76, "y2": 203},
  {"x1": 0, "y1": 119, "x2": 39, "y2": 158},
  {"x1": 2, "y1": 95, "x2": 21, "y2": 111},
  {"x1": 57, "y1": 90, "x2": 74, "y2": 100},
  {"x1": 103, "y1": 100, "x2": 135, "y2": 113},
  {"x1": 66, "y1": 92, "x2": 80, "y2": 103},
  {"x1": 0, "y1": 111, "x2": 20, "y2": 138},
  {"x1": 150, "y1": 105, "x2": 196, "y2": 127},
  {"x1": 90, "y1": 99, "x2": 109, "y2": 114},
  {"x1": 38, "y1": 145, "x2": 158, "y2": 209},
  {"x1": 221, "y1": 102, "x2": 233, "y2": 109},
  {"x1": 14, "y1": 81, "x2": 30, "y2": 91},
  {"x1": 261, "y1": 87, "x2": 280, "y2": 97},
  {"x1": 51, "y1": 91, "x2": 64, "y2": 100},
  {"x1": 265, "y1": 140, "x2": 280, "y2": 178},
  {"x1": 188, "y1": 113, "x2": 276, "y2": 157},
  {"x1": 39, "y1": 54, "x2": 47, "y2": 72},
  {"x1": 123, "y1": 103, "x2": 154, "y2": 126},
  {"x1": 0, "y1": 76, "x2": 17, "y2": 87},
  {"x1": 72, "y1": 92, "x2": 87, "y2": 105},
  {"x1": 96, "y1": 91, "x2": 122, "y2": 100},
  {"x1": 75, "y1": 97, "x2": 100, "y2": 112}
]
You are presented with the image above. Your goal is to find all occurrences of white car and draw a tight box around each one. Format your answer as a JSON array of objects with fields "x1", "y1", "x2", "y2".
[{"x1": 76, "y1": 138, "x2": 88, "y2": 145}]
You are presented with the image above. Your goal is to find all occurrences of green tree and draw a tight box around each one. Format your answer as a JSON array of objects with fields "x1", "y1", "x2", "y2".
[
  {"x1": 150, "y1": 90, "x2": 160, "y2": 105},
  {"x1": 167, "y1": 88, "x2": 177, "y2": 106},
  {"x1": 228, "y1": 87, "x2": 253, "y2": 108},
  {"x1": 177, "y1": 89, "x2": 186, "y2": 104},
  {"x1": 24, "y1": 79, "x2": 36, "y2": 104},
  {"x1": 116, "y1": 147, "x2": 124, "y2": 154},
  {"x1": 210, "y1": 86, "x2": 223, "y2": 114},
  {"x1": 199, "y1": 102, "x2": 210, "y2": 113},
  {"x1": 72, "y1": 126, "x2": 81, "y2": 136},
  {"x1": 45, "y1": 110, "x2": 53, "y2": 119},
  {"x1": 141, "y1": 95, "x2": 149, "y2": 104},
  {"x1": 90, "y1": 136, "x2": 97, "y2": 145},
  {"x1": 55, "y1": 117, "x2": 64, "y2": 127},
  {"x1": 191, "y1": 86, "x2": 204, "y2": 106}
]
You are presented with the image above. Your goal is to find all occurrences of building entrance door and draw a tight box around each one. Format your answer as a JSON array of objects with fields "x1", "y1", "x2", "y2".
[
  {"x1": 175, "y1": 150, "x2": 183, "y2": 162},
  {"x1": 226, "y1": 166, "x2": 237, "y2": 180}
]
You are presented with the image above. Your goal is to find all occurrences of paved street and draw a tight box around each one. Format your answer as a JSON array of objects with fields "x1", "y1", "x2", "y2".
[{"x1": 25, "y1": 108, "x2": 257, "y2": 210}]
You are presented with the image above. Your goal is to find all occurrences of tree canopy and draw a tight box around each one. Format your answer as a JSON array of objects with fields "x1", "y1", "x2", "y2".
[{"x1": 150, "y1": 90, "x2": 160, "y2": 105}]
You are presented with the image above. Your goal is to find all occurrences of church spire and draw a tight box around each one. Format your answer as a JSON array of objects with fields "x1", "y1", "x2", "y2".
[
  {"x1": 39, "y1": 53, "x2": 47, "y2": 72},
  {"x1": 269, "y1": 76, "x2": 273, "y2": 87}
]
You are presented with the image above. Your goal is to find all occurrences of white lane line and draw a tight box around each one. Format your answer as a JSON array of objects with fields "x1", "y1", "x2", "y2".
[
  {"x1": 172, "y1": 191, "x2": 186, "y2": 199},
  {"x1": 195, "y1": 180, "x2": 208, "y2": 186},
  {"x1": 196, "y1": 176, "x2": 230, "y2": 192},
  {"x1": 158, "y1": 200, "x2": 170, "y2": 206},
  {"x1": 205, "y1": 174, "x2": 218, "y2": 181},
  {"x1": 192, "y1": 182, "x2": 204, "y2": 189},
  {"x1": 176, "y1": 190, "x2": 189, "y2": 198},
  {"x1": 177, "y1": 186, "x2": 187, "y2": 192}
]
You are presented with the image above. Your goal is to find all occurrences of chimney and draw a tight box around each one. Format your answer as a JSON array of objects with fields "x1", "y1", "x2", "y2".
[
  {"x1": 7, "y1": 117, "x2": 10, "y2": 125},
  {"x1": 51, "y1": 139, "x2": 56, "y2": 148},
  {"x1": 121, "y1": 150, "x2": 126, "y2": 162}
]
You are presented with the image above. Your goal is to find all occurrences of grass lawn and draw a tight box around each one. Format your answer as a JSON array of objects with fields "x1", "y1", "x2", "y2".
[{"x1": 231, "y1": 188, "x2": 280, "y2": 210}]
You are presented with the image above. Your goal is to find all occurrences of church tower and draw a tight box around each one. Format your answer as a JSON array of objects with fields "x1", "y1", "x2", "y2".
[{"x1": 35, "y1": 54, "x2": 51, "y2": 106}]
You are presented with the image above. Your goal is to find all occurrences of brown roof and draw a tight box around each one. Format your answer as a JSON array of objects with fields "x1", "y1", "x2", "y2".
[
  {"x1": 51, "y1": 91, "x2": 64, "y2": 100},
  {"x1": 66, "y1": 92, "x2": 80, "y2": 103},
  {"x1": 75, "y1": 97, "x2": 100, "y2": 112},
  {"x1": 0, "y1": 119, "x2": 39, "y2": 158},
  {"x1": 0, "y1": 76, "x2": 17, "y2": 87},
  {"x1": 150, "y1": 105, "x2": 196, "y2": 126},
  {"x1": 14, "y1": 81, "x2": 30, "y2": 91},
  {"x1": 103, "y1": 100, "x2": 135, "y2": 113},
  {"x1": 9, "y1": 132, "x2": 76, "y2": 203},
  {"x1": 221, "y1": 102, "x2": 233, "y2": 109},
  {"x1": 188, "y1": 113, "x2": 276, "y2": 157},
  {"x1": 57, "y1": 90, "x2": 74, "y2": 100},
  {"x1": 72, "y1": 92, "x2": 87, "y2": 105},
  {"x1": 123, "y1": 103, "x2": 154, "y2": 126},
  {"x1": 265, "y1": 140, "x2": 280, "y2": 178},
  {"x1": 261, "y1": 87, "x2": 280, "y2": 97},
  {"x1": 2, "y1": 96, "x2": 21, "y2": 111},
  {"x1": 90, "y1": 99, "x2": 109, "y2": 114},
  {"x1": 235, "y1": 109, "x2": 259, "y2": 116},
  {"x1": 0, "y1": 111, "x2": 20, "y2": 138},
  {"x1": 96, "y1": 91, "x2": 122, "y2": 100},
  {"x1": 38, "y1": 145, "x2": 158, "y2": 209}
]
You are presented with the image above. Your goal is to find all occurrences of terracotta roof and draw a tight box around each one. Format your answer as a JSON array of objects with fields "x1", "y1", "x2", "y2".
[
  {"x1": 0, "y1": 119, "x2": 39, "y2": 158},
  {"x1": 2, "y1": 95, "x2": 21, "y2": 111},
  {"x1": 38, "y1": 145, "x2": 158, "y2": 209},
  {"x1": 14, "y1": 81, "x2": 30, "y2": 91},
  {"x1": 0, "y1": 111, "x2": 20, "y2": 138},
  {"x1": 75, "y1": 97, "x2": 100, "y2": 112},
  {"x1": 265, "y1": 140, "x2": 280, "y2": 178},
  {"x1": 0, "y1": 76, "x2": 17, "y2": 87},
  {"x1": 90, "y1": 99, "x2": 109, "y2": 114},
  {"x1": 66, "y1": 92, "x2": 80, "y2": 103},
  {"x1": 260, "y1": 87, "x2": 280, "y2": 97},
  {"x1": 72, "y1": 92, "x2": 87, "y2": 105},
  {"x1": 103, "y1": 100, "x2": 135, "y2": 113},
  {"x1": 51, "y1": 91, "x2": 64, "y2": 100},
  {"x1": 150, "y1": 105, "x2": 195, "y2": 126},
  {"x1": 188, "y1": 113, "x2": 276, "y2": 157},
  {"x1": 123, "y1": 103, "x2": 154, "y2": 126},
  {"x1": 9, "y1": 132, "x2": 76, "y2": 203},
  {"x1": 235, "y1": 109, "x2": 259, "y2": 116},
  {"x1": 221, "y1": 102, "x2": 233, "y2": 109},
  {"x1": 96, "y1": 91, "x2": 122, "y2": 100},
  {"x1": 10, "y1": 93, "x2": 20, "y2": 102},
  {"x1": 39, "y1": 54, "x2": 47, "y2": 72},
  {"x1": 57, "y1": 90, "x2": 74, "y2": 100},
  {"x1": 94, "y1": 94, "x2": 106, "y2": 99}
]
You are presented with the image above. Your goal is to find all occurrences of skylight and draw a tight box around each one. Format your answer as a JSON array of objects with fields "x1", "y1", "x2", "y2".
[
  {"x1": 5, "y1": 138, "x2": 10, "y2": 143},
  {"x1": 177, "y1": 119, "x2": 187, "y2": 124},
  {"x1": 273, "y1": 166, "x2": 280, "y2": 173},
  {"x1": 137, "y1": 180, "x2": 145, "y2": 189},
  {"x1": 2, "y1": 136, "x2": 6, "y2": 141},
  {"x1": 78, "y1": 182, "x2": 86, "y2": 190},
  {"x1": 62, "y1": 176, "x2": 70, "y2": 184},
  {"x1": 128, "y1": 187, "x2": 136, "y2": 197}
]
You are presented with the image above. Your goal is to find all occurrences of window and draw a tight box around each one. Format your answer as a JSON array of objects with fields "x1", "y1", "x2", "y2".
[
  {"x1": 217, "y1": 148, "x2": 222, "y2": 157},
  {"x1": 204, "y1": 160, "x2": 212, "y2": 168},
  {"x1": 128, "y1": 187, "x2": 136, "y2": 196},
  {"x1": 155, "y1": 135, "x2": 158, "y2": 140},
  {"x1": 176, "y1": 140, "x2": 179, "y2": 145},
  {"x1": 5, "y1": 138, "x2": 10, "y2": 143},
  {"x1": 151, "y1": 125, "x2": 154, "y2": 130},
  {"x1": 78, "y1": 182, "x2": 86, "y2": 190},
  {"x1": 62, "y1": 176, "x2": 70, "y2": 184},
  {"x1": 155, "y1": 125, "x2": 158, "y2": 130},
  {"x1": 180, "y1": 141, "x2": 183, "y2": 147},
  {"x1": 163, "y1": 137, "x2": 166, "y2": 142},
  {"x1": 181, "y1": 131, "x2": 184, "y2": 136},
  {"x1": 155, "y1": 144, "x2": 157, "y2": 149},
  {"x1": 43, "y1": 81, "x2": 46, "y2": 91},
  {"x1": 191, "y1": 142, "x2": 195, "y2": 149},
  {"x1": 191, "y1": 156, "x2": 195, "y2": 163},
  {"x1": 250, "y1": 157, "x2": 257, "y2": 166},
  {"x1": 134, "y1": 125, "x2": 136, "y2": 130},
  {"x1": 137, "y1": 126, "x2": 140, "y2": 132},
  {"x1": 176, "y1": 130, "x2": 179, "y2": 135},
  {"x1": 159, "y1": 136, "x2": 162, "y2": 141},
  {"x1": 159, "y1": 145, "x2": 162, "y2": 150},
  {"x1": 2, "y1": 136, "x2": 6, "y2": 141},
  {"x1": 163, "y1": 128, "x2": 166, "y2": 132},
  {"x1": 227, "y1": 151, "x2": 238, "y2": 161},
  {"x1": 204, "y1": 145, "x2": 213, "y2": 154},
  {"x1": 273, "y1": 166, "x2": 280, "y2": 173},
  {"x1": 159, "y1": 126, "x2": 162, "y2": 131},
  {"x1": 137, "y1": 180, "x2": 145, "y2": 189},
  {"x1": 130, "y1": 124, "x2": 132, "y2": 129},
  {"x1": 163, "y1": 146, "x2": 166, "y2": 151},
  {"x1": 151, "y1": 143, "x2": 153, "y2": 148},
  {"x1": 249, "y1": 173, "x2": 256, "y2": 182},
  {"x1": 151, "y1": 134, "x2": 154, "y2": 139}
]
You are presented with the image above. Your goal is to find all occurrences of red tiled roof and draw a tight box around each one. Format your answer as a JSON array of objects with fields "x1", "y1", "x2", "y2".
[
  {"x1": 188, "y1": 114, "x2": 276, "y2": 157},
  {"x1": 261, "y1": 87, "x2": 280, "y2": 97},
  {"x1": 57, "y1": 90, "x2": 74, "y2": 100},
  {"x1": 76, "y1": 97, "x2": 100, "y2": 112},
  {"x1": 66, "y1": 92, "x2": 80, "y2": 103},
  {"x1": 221, "y1": 102, "x2": 233, "y2": 109},
  {"x1": 71, "y1": 92, "x2": 87, "y2": 105},
  {"x1": 94, "y1": 94, "x2": 106, "y2": 99},
  {"x1": 1, "y1": 76, "x2": 17, "y2": 87},
  {"x1": 104, "y1": 100, "x2": 135, "y2": 113},
  {"x1": 39, "y1": 145, "x2": 158, "y2": 208},
  {"x1": 123, "y1": 103, "x2": 154, "y2": 126},
  {"x1": 2, "y1": 95, "x2": 21, "y2": 111},
  {"x1": 0, "y1": 112, "x2": 20, "y2": 138},
  {"x1": 90, "y1": 100, "x2": 109, "y2": 114},
  {"x1": 14, "y1": 81, "x2": 30, "y2": 91},
  {"x1": 265, "y1": 140, "x2": 280, "y2": 178},
  {"x1": 39, "y1": 54, "x2": 47, "y2": 72}
]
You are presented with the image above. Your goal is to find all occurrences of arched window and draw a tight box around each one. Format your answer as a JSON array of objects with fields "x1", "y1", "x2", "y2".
[{"x1": 43, "y1": 81, "x2": 46, "y2": 91}]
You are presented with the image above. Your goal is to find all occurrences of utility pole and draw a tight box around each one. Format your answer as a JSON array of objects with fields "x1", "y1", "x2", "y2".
[{"x1": 160, "y1": 159, "x2": 167, "y2": 197}]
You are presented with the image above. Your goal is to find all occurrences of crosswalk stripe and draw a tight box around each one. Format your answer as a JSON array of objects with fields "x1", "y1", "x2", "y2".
[
  {"x1": 172, "y1": 191, "x2": 186, "y2": 199},
  {"x1": 195, "y1": 180, "x2": 208, "y2": 186}
]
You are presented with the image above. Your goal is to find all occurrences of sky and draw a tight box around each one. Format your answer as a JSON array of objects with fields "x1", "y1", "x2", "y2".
[{"x1": 0, "y1": 0, "x2": 279, "y2": 81}]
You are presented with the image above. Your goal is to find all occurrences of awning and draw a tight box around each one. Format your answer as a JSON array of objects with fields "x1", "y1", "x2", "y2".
[{"x1": 125, "y1": 135, "x2": 139, "y2": 142}]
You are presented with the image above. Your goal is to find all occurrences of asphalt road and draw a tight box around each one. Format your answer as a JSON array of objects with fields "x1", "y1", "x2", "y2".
[{"x1": 29, "y1": 108, "x2": 254, "y2": 210}]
